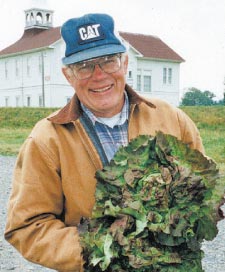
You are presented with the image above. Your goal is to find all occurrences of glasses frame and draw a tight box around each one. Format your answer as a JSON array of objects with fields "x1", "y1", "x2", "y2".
[{"x1": 68, "y1": 53, "x2": 122, "y2": 80}]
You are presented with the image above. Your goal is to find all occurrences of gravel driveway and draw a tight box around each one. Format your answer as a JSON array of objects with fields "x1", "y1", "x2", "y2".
[{"x1": 0, "y1": 155, "x2": 225, "y2": 271}]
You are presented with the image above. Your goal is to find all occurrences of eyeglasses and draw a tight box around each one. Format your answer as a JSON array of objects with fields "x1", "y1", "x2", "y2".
[{"x1": 69, "y1": 54, "x2": 122, "y2": 80}]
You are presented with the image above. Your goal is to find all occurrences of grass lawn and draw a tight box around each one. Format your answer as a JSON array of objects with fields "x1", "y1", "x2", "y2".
[
  {"x1": 199, "y1": 127, "x2": 225, "y2": 174},
  {"x1": 0, "y1": 128, "x2": 31, "y2": 155},
  {"x1": 0, "y1": 106, "x2": 224, "y2": 175},
  {"x1": 181, "y1": 106, "x2": 225, "y2": 175}
]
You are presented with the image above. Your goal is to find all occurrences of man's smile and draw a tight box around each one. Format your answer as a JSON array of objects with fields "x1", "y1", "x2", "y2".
[{"x1": 90, "y1": 84, "x2": 113, "y2": 93}]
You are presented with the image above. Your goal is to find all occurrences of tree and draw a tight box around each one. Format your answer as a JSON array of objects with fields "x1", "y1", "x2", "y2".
[{"x1": 181, "y1": 87, "x2": 216, "y2": 106}]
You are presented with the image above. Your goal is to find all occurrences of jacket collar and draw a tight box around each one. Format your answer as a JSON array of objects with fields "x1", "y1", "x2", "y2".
[{"x1": 48, "y1": 84, "x2": 156, "y2": 124}]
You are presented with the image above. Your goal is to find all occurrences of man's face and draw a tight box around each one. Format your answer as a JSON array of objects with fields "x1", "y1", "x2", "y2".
[{"x1": 63, "y1": 54, "x2": 128, "y2": 117}]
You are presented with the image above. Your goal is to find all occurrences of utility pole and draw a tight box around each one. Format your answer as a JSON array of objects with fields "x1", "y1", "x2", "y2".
[
  {"x1": 41, "y1": 51, "x2": 45, "y2": 107},
  {"x1": 21, "y1": 56, "x2": 24, "y2": 107}
]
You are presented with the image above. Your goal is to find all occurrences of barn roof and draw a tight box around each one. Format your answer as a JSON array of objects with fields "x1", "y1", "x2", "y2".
[{"x1": 0, "y1": 27, "x2": 184, "y2": 62}]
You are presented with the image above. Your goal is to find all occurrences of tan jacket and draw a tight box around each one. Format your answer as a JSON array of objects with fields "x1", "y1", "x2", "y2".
[{"x1": 4, "y1": 85, "x2": 204, "y2": 271}]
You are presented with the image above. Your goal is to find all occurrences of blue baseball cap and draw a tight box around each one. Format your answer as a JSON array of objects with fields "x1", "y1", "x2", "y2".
[{"x1": 61, "y1": 13, "x2": 127, "y2": 65}]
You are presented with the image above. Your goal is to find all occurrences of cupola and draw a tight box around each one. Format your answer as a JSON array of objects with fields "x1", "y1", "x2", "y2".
[{"x1": 24, "y1": 7, "x2": 54, "y2": 30}]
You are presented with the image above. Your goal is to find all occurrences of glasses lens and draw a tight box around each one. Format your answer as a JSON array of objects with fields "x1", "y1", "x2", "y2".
[
  {"x1": 71, "y1": 62, "x2": 93, "y2": 80},
  {"x1": 70, "y1": 54, "x2": 121, "y2": 80},
  {"x1": 99, "y1": 54, "x2": 121, "y2": 74}
]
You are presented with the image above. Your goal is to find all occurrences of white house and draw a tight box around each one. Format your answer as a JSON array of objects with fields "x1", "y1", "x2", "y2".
[{"x1": 0, "y1": 7, "x2": 184, "y2": 108}]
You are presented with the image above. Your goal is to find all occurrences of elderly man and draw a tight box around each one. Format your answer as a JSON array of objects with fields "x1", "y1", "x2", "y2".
[{"x1": 5, "y1": 13, "x2": 204, "y2": 271}]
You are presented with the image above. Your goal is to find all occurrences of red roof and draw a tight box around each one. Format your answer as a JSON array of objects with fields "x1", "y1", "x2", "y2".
[
  {"x1": 0, "y1": 27, "x2": 184, "y2": 62},
  {"x1": 120, "y1": 32, "x2": 184, "y2": 62},
  {"x1": 0, "y1": 27, "x2": 61, "y2": 56}
]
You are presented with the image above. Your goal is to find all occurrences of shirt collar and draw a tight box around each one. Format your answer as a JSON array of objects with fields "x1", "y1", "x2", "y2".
[{"x1": 48, "y1": 84, "x2": 156, "y2": 124}]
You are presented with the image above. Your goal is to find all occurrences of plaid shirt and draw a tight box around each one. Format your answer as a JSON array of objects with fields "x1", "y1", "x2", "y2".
[{"x1": 81, "y1": 92, "x2": 129, "y2": 162}]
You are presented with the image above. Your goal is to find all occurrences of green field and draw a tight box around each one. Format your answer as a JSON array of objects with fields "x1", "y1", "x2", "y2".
[
  {"x1": 0, "y1": 106, "x2": 224, "y2": 174},
  {"x1": 0, "y1": 107, "x2": 58, "y2": 155},
  {"x1": 181, "y1": 106, "x2": 225, "y2": 173}
]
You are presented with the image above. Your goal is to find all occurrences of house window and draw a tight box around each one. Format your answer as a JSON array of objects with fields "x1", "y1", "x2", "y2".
[
  {"x1": 163, "y1": 68, "x2": 167, "y2": 84},
  {"x1": 39, "y1": 95, "x2": 43, "y2": 107},
  {"x1": 168, "y1": 68, "x2": 172, "y2": 84},
  {"x1": 137, "y1": 74, "x2": 141, "y2": 91},
  {"x1": 5, "y1": 61, "x2": 8, "y2": 79},
  {"x1": 15, "y1": 60, "x2": 19, "y2": 77},
  {"x1": 27, "y1": 57, "x2": 31, "y2": 77},
  {"x1": 39, "y1": 55, "x2": 42, "y2": 74},
  {"x1": 128, "y1": 71, "x2": 132, "y2": 78},
  {"x1": 5, "y1": 97, "x2": 9, "y2": 107},
  {"x1": 16, "y1": 96, "x2": 20, "y2": 107},
  {"x1": 27, "y1": 96, "x2": 31, "y2": 107},
  {"x1": 143, "y1": 75, "x2": 151, "y2": 92},
  {"x1": 163, "y1": 67, "x2": 173, "y2": 84}
]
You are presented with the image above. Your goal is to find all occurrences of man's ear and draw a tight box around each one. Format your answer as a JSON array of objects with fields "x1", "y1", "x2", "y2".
[{"x1": 62, "y1": 66, "x2": 74, "y2": 84}]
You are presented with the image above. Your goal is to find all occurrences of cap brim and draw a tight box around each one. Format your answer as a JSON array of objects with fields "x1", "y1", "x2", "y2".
[{"x1": 62, "y1": 44, "x2": 126, "y2": 65}]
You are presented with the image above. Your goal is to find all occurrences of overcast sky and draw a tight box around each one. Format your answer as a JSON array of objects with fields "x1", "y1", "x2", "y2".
[{"x1": 0, "y1": 0, "x2": 225, "y2": 99}]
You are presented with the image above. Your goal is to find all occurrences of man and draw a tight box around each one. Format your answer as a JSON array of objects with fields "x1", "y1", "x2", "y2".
[{"x1": 5, "y1": 13, "x2": 204, "y2": 271}]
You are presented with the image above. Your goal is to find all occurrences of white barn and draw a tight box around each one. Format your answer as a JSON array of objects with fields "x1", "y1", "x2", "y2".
[{"x1": 0, "y1": 7, "x2": 184, "y2": 108}]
